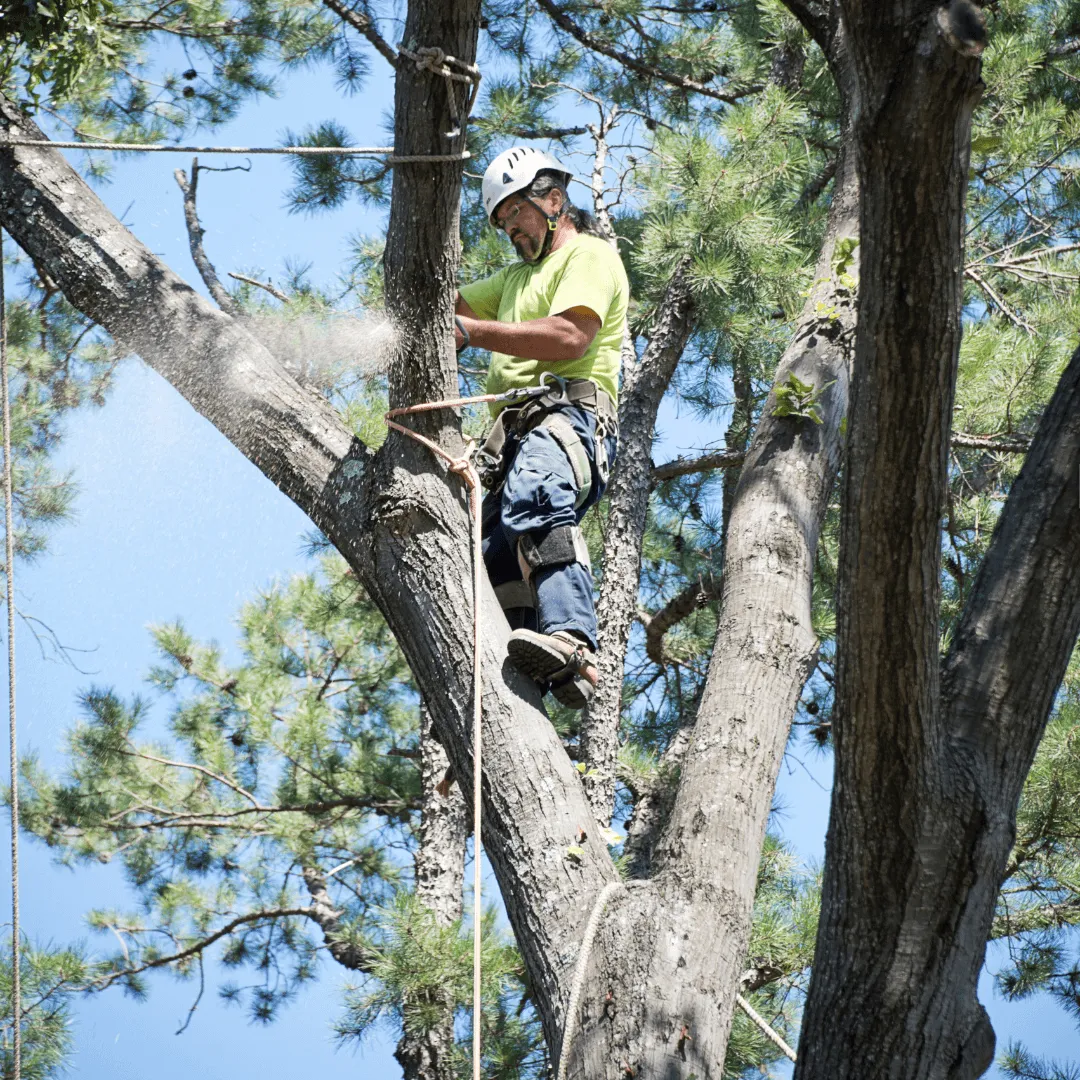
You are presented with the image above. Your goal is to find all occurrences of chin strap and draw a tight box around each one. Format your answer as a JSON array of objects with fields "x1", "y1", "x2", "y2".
[{"x1": 524, "y1": 197, "x2": 561, "y2": 262}]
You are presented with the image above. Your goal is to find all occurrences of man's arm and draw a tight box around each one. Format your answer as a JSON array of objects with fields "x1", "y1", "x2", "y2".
[{"x1": 453, "y1": 302, "x2": 601, "y2": 362}]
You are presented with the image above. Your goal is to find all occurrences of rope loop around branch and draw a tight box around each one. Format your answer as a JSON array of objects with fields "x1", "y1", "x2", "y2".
[{"x1": 398, "y1": 42, "x2": 482, "y2": 138}]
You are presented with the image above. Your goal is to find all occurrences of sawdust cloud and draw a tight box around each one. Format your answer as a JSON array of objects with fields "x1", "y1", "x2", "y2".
[{"x1": 241, "y1": 309, "x2": 397, "y2": 389}]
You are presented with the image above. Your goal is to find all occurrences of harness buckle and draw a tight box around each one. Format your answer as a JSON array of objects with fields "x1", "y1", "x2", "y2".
[{"x1": 538, "y1": 371, "x2": 571, "y2": 406}]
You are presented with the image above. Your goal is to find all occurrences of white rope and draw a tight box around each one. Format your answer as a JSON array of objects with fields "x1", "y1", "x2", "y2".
[
  {"x1": 0, "y1": 231, "x2": 20, "y2": 1080},
  {"x1": 556, "y1": 880, "x2": 623, "y2": 1080},
  {"x1": 383, "y1": 406, "x2": 484, "y2": 1080},
  {"x1": 0, "y1": 139, "x2": 470, "y2": 162},
  {"x1": 735, "y1": 993, "x2": 797, "y2": 1063},
  {"x1": 398, "y1": 45, "x2": 482, "y2": 139}
]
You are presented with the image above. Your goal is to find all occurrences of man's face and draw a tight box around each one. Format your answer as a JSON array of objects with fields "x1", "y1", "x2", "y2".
[{"x1": 494, "y1": 189, "x2": 562, "y2": 262}]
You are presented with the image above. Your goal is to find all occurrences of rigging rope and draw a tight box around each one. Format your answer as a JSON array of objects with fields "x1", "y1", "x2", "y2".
[
  {"x1": 0, "y1": 140, "x2": 470, "y2": 162},
  {"x1": 0, "y1": 231, "x2": 20, "y2": 1080}
]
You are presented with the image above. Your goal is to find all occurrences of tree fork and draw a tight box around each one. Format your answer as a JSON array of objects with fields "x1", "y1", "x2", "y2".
[{"x1": 0, "y1": 28, "x2": 618, "y2": 1058}]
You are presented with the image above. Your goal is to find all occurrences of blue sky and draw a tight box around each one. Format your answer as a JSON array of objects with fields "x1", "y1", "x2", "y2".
[{"x1": 2, "y1": 27, "x2": 1078, "y2": 1080}]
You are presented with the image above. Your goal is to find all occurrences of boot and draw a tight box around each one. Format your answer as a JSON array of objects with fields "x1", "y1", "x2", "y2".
[{"x1": 507, "y1": 629, "x2": 597, "y2": 710}]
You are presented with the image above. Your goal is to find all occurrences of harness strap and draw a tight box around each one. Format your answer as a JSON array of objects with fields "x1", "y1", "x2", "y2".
[{"x1": 539, "y1": 412, "x2": 591, "y2": 509}]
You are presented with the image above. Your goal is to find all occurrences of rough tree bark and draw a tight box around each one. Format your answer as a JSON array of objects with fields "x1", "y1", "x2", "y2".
[
  {"x1": 0, "y1": 0, "x2": 622, "y2": 1060},
  {"x1": 580, "y1": 260, "x2": 696, "y2": 822},
  {"x1": 796, "y1": 3, "x2": 1080, "y2": 1076},
  {"x1": 395, "y1": 703, "x2": 467, "y2": 1080}
]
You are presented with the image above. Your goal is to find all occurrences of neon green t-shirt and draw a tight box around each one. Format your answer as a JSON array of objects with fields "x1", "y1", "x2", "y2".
[{"x1": 458, "y1": 233, "x2": 629, "y2": 413}]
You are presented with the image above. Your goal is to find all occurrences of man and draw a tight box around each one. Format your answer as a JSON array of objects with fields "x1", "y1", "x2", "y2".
[{"x1": 455, "y1": 146, "x2": 630, "y2": 710}]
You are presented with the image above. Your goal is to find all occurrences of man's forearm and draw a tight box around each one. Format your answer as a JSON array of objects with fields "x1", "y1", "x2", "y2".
[{"x1": 458, "y1": 313, "x2": 596, "y2": 362}]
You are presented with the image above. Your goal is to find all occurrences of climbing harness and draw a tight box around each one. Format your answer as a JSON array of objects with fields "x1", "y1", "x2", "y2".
[
  {"x1": 0, "y1": 232, "x2": 21, "y2": 1080},
  {"x1": 472, "y1": 372, "x2": 617, "y2": 499}
]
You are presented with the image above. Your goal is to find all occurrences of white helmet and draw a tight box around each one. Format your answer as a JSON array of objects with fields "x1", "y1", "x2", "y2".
[{"x1": 481, "y1": 146, "x2": 573, "y2": 224}]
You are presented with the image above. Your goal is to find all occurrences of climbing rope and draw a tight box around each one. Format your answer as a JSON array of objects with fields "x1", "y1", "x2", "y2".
[
  {"x1": 735, "y1": 993, "x2": 797, "y2": 1063},
  {"x1": 398, "y1": 46, "x2": 482, "y2": 139},
  {"x1": 556, "y1": 880, "x2": 622, "y2": 1080},
  {"x1": 384, "y1": 399, "x2": 484, "y2": 1080},
  {"x1": 552, "y1": 880, "x2": 798, "y2": 1074},
  {"x1": 0, "y1": 231, "x2": 20, "y2": 1080}
]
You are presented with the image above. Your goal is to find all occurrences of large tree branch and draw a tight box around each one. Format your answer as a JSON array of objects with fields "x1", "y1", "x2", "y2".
[
  {"x1": 568, "y1": 136, "x2": 860, "y2": 1077},
  {"x1": 90, "y1": 907, "x2": 333, "y2": 989},
  {"x1": 534, "y1": 0, "x2": 762, "y2": 105}
]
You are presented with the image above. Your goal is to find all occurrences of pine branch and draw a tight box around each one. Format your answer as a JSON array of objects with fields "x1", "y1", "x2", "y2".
[
  {"x1": 952, "y1": 432, "x2": 1032, "y2": 453},
  {"x1": 643, "y1": 575, "x2": 720, "y2": 665},
  {"x1": 227, "y1": 272, "x2": 291, "y2": 303},
  {"x1": 321, "y1": 0, "x2": 399, "y2": 67},
  {"x1": 302, "y1": 866, "x2": 374, "y2": 969},
  {"x1": 90, "y1": 908, "x2": 318, "y2": 989},
  {"x1": 173, "y1": 159, "x2": 240, "y2": 315},
  {"x1": 777, "y1": 1, "x2": 829, "y2": 46},
  {"x1": 654, "y1": 431, "x2": 1032, "y2": 487},
  {"x1": 652, "y1": 449, "x2": 746, "y2": 484},
  {"x1": 534, "y1": 0, "x2": 761, "y2": 104}
]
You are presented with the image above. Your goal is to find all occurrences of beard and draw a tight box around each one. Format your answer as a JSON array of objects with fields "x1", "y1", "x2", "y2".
[{"x1": 511, "y1": 231, "x2": 540, "y2": 262}]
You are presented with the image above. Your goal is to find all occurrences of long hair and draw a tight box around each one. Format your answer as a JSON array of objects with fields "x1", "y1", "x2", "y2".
[{"x1": 527, "y1": 171, "x2": 608, "y2": 239}]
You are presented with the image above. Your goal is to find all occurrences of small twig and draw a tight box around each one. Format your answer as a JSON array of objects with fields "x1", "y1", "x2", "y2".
[
  {"x1": 535, "y1": 0, "x2": 762, "y2": 104},
  {"x1": 964, "y1": 266, "x2": 1036, "y2": 334},
  {"x1": 321, "y1": 0, "x2": 398, "y2": 67},
  {"x1": 174, "y1": 954, "x2": 205, "y2": 1034},
  {"x1": 227, "y1": 273, "x2": 290, "y2": 303}
]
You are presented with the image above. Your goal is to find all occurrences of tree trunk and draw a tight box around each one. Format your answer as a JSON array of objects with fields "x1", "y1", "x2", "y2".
[
  {"x1": 581, "y1": 260, "x2": 696, "y2": 822},
  {"x1": 560, "y1": 123, "x2": 860, "y2": 1072},
  {"x1": 0, "y1": 13, "x2": 620, "y2": 1059},
  {"x1": 796, "y1": 4, "x2": 999, "y2": 1076},
  {"x1": 395, "y1": 704, "x2": 466, "y2": 1080}
]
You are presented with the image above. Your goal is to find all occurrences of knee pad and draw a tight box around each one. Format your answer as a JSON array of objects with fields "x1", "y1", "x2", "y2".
[
  {"x1": 516, "y1": 525, "x2": 591, "y2": 583},
  {"x1": 494, "y1": 580, "x2": 535, "y2": 611}
]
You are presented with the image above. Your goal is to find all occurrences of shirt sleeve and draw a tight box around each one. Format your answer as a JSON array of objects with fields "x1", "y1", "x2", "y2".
[
  {"x1": 548, "y1": 242, "x2": 619, "y2": 325},
  {"x1": 459, "y1": 267, "x2": 509, "y2": 321}
]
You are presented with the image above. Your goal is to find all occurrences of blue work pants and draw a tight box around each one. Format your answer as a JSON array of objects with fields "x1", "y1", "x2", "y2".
[{"x1": 481, "y1": 404, "x2": 617, "y2": 651}]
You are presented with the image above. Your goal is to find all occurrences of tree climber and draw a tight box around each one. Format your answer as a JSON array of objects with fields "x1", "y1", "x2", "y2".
[{"x1": 455, "y1": 147, "x2": 629, "y2": 710}]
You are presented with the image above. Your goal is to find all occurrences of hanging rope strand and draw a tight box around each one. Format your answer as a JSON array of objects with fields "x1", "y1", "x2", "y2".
[
  {"x1": 0, "y1": 230, "x2": 21, "y2": 1080},
  {"x1": 385, "y1": 401, "x2": 484, "y2": 1080}
]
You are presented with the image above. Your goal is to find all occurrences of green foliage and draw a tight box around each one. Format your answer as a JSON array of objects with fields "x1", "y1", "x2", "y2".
[
  {"x1": 1, "y1": 248, "x2": 120, "y2": 565},
  {"x1": 771, "y1": 373, "x2": 833, "y2": 425},
  {"x1": 22, "y1": 555, "x2": 417, "y2": 1019},
  {"x1": 1000, "y1": 1042, "x2": 1080, "y2": 1080},
  {"x1": 336, "y1": 895, "x2": 540, "y2": 1079},
  {"x1": 0, "y1": 942, "x2": 87, "y2": 1079}
]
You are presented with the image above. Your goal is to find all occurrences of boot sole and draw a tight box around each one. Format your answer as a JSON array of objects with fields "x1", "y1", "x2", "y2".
[{"x1": 507, "y1": 631, "x2": 596, "y2": 710}]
